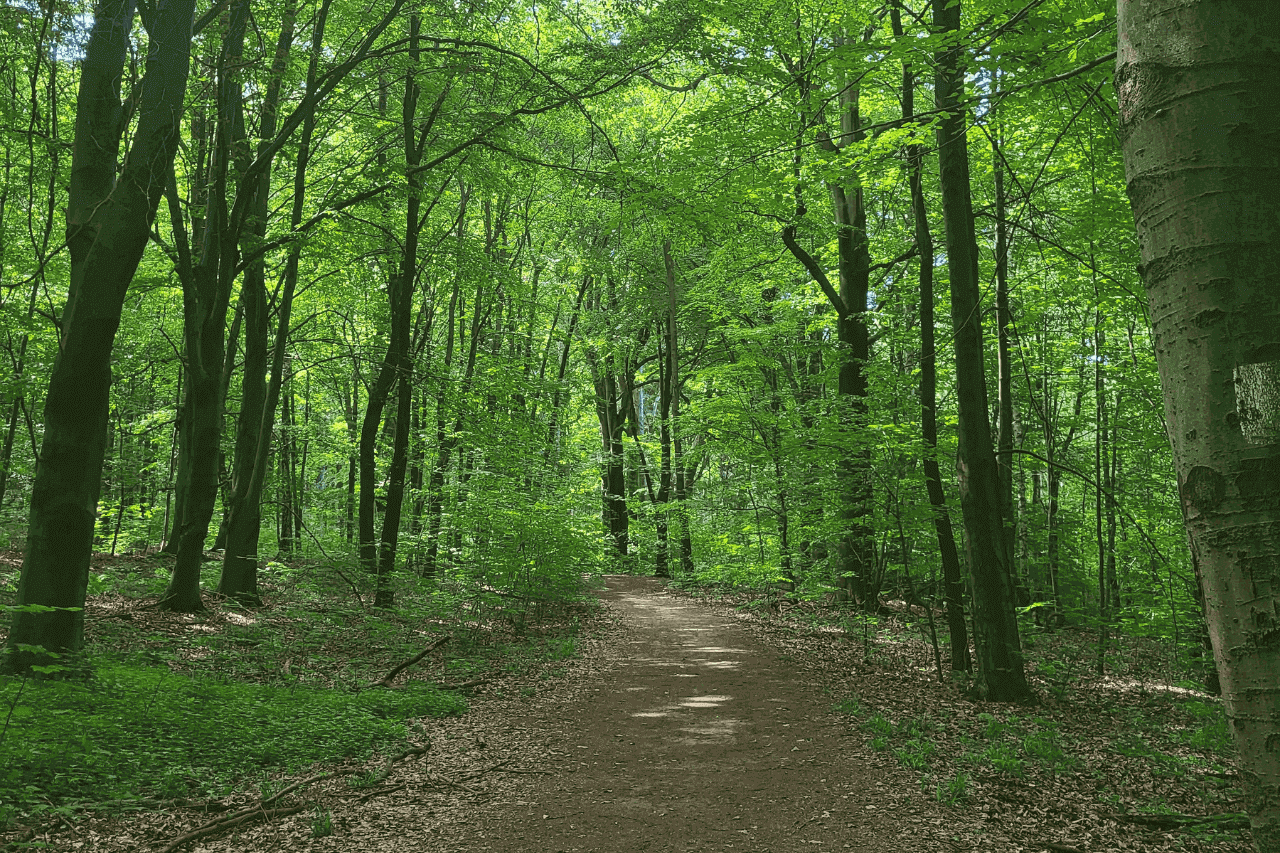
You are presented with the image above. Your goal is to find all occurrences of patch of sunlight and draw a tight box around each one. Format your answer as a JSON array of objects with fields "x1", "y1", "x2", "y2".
[{"x1": 678, "y1": 695, "x2": 731, "y2": 708}]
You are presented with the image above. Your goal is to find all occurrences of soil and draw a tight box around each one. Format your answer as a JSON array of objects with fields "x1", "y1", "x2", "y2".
[
  {"x1": 8, "y1": 574, "x2": 1243, "y2": 852},
  {"x1": 426, "y1": 574, "x2": 924, "y2": 853}
]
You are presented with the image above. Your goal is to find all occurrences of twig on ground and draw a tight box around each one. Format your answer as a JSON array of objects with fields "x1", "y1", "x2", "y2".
[
  {"x1": 355, "y1": 784, "x2": 405, "y2": 803},
  {"x1": 459, "y1": 759, "x2": 511, "y2": 779},
  {"x1": 156, "y1": 806, "x2": 306, "y2": 853},
  {"x1": 155, "y1": 772, "x2": 331, "y2": 852},
  {"x1": 367, "y1": 636, "x2": 451, "y2": 688},
  {"x1": 263, "y1": 772, "x2": 333, "y2": 808},
  {"x1": 1104, "y1": 811, "x2": 1248, "y2": 831}
]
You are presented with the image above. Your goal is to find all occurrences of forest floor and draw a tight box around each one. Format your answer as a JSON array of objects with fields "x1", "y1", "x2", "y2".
[{"x1": 1, "y1": 569, "x2": 1253, "y2": 852}]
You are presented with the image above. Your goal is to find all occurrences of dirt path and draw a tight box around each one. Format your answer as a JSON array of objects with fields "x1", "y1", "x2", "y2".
[
  {"x1": 427, "y1": 575, "x2": 913, "y2": 852},
  {"x1": 37, "y1": 575, "x2": 971, "y2": 852}
]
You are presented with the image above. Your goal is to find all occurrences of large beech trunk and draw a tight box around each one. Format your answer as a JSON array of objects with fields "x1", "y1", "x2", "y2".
[
  {"x1": 931, "y1": 0, "x2": 1031, "y2": 702},
  {"x1": 1117, "y1": 3, "x2": 1280, "y2": 846},
  {"x1": 5, "y1": 0, "x2": 195, "y2": 670}
]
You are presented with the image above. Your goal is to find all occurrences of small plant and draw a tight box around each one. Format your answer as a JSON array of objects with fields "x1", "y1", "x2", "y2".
[
  {"x1": 984, "y1": 742, "x2": 1025, "y2": 777},
  {"x1": 310, "y1": 804, "x2": 333, "y2": 838},
  {"x1": 863, "y1": 713, "x2": 893, "y2": 738},
  {"x1": 832, "y1": 696, "x2": 861, "y2": 716},
  {"x1": 347, "y1": 769, "x2": 385, "y2": 790},
  {"x1": 893, "y1": 738, "x2": 935, "y2": 771},
  {"x1": 1022, "y1": 731, "x2": 1071, "y2": 770},
  {"x1": 1179, "y1": 701, "x2": 1232, "y2": 754},
  {"x1": 977, "y1": 712, "x2": 1006, "y2": 740},
  {"x1": 935, "y1": 771, "x2": 969, "y2": 805},
  {"x1": 870, "y1": 736, "x2": 889, "y2": 752}
]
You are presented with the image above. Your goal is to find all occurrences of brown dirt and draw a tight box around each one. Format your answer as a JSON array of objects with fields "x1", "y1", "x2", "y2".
[
  {"x1": 19, "y1": 574, "x2": 979, "y2": 852},
  {"x1": 426, "y1": 573, "x2": 920, "y2": 853}
]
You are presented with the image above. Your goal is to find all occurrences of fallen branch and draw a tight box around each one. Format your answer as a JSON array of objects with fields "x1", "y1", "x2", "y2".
[
  {"x1": 367, "y1": 636, "x2": 451, "y2": 688},
  {"x1": 157, "y1": 805, "x2": 306, "y2": 853},
  {"x1": 263, "y1": 772, "x2": 333, "y2": 808},
  {"x1": 387, "y1": 743, "x2": 432, "y2": 765},
  {"x1": 156, "y1": 772, "x2": 331, "y2": 852},
  {"x1": 440, "y1": 677, "x2": 488, "y2": 690},
  {"x1": 459, "y1": 759, "x2": 511, "y2": 780},
  {"x1": 1105, "y1": 811, "x2": 1248, "y2": 831},
  {"x1": 356, "y1": 783, "x2": 405, "y2": 804}
]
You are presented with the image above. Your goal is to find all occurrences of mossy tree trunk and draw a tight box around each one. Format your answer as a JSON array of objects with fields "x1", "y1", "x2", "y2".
[{"x1": 5, "y1": 0, "x2": 196, "y2": 671}]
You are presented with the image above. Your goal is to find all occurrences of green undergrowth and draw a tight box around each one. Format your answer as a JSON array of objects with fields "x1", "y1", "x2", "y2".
[
  {"x1": 0, "y1": 551, "x2": 598, "y2": 831},
  {"x1": 0, "y1": 660, "x2": 465, "y2": 826}
]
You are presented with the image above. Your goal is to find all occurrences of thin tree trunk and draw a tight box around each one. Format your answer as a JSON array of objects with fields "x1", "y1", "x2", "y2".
[
  {"x1": 993, "y1": 127, "x2": 1023, "y2": 606},
  {"x1": 932, "y1": 0, "x2": 1030, "y2": 702},
  {"x1": 895, "y1": 2, "x2": 970, "y2": 672},
  {"x1": 163, "y1": 0, "x2": 251, "y2": 611},
  {"x1": 216, "y1": 0, "x2": 313, "y2": 601}
]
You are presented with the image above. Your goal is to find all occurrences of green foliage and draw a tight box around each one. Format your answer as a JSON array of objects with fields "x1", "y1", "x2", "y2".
[
  {"x1": 982, "y1": 742, "x2": 1026, "y2": 778},
  {"x1": 1177, "y1": 700, "x2": 1232, "y2": 754},
  {"x1": 934, "y1": 771, "x2": 969, "y2": 806},
  {"x1": 0, "y1": 662, "x2": 464, "y2": 826},
  {"x1": 893, "y1": 738, "x2": 936, "y2": 771},
  {"x1": 310, "y1": 805, "x2": 334, "y2": 838}
]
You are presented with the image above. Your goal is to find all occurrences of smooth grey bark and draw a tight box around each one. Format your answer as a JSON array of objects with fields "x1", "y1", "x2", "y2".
[
  {"x1": 5, "y1": 0, "x2": 195, "y2": 671},
  {"x1": 932, "y1": 0, "x2": 1031, "y2": 702},
  {"x1": 1117, "y1": 2, "x2": 1280, "y2": 846}
]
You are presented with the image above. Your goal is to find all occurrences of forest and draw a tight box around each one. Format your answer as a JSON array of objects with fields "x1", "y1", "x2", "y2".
[{"x1": 0, "y1": 0, "x2": 1276, "y2": 849}]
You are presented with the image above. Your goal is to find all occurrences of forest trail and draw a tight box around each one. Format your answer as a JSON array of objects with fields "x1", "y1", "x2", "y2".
[{"x1": 428, "y1": 575, "x2": 909, "y2": 852}]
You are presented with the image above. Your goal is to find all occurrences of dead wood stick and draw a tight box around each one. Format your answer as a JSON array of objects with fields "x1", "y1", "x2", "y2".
[
  {"x1": 157, "y1": 806, "x2": 306, "y2": 853},
  {"x1": 386, "y1": 743, "x2": 432, "y2": 766},
  {"x1": 368, "y1": 636, "x2": 450, "y2": 688},
  {"x1": 262, "y1": 771, "x2": 332, "y2": 808},
  {"x1": 356, "y1": 784, "x2": 406, "y2": 803},
  {"x1": 1044, "y1": 844, "x2": 1084, "y2": 853},
  {"x1": 1104, "y1": 811, "x2": 1248, "y2": 830},
  {"x1": 459, "y1": 759, "x2": 511, "y2": 779},
  {"x1": 440, "y1": 677, "x2": 487, "y2": 690},
  {"x1": 156, "y1": 772, "x2": 330, "y2": 853}
]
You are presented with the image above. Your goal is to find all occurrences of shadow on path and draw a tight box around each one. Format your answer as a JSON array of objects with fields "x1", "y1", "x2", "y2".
[{"x1": 456, "y1": 575, "x2": 900, "y2": 852}]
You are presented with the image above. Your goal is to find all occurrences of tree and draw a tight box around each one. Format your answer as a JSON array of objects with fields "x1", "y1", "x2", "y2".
[
  {"x1": 1117, "y1": 1, "x2": 1280, "y2": 846},
  {"x1": 931, "y1": 0, "x2": 1031, "y2": 702},
  {"x1": 5, "y1": 0, "x2": 197, "y2": 671}
]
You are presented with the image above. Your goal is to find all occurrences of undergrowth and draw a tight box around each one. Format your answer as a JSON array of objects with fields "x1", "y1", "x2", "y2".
[
  {"x1": 0, "y1": 550, "x2": 598, "y2": 831},
  {"x1": 0, "y1": 663, "x2": 464, "y2": 825}
]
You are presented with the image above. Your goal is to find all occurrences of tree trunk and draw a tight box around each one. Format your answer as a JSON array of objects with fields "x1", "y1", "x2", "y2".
[
  {"x1": 895, "y1": 2, "x2": 970, "y2": 672},
  {"x1": 993, "y1": 128, "x2": 1023, "y2": 606},
  {"x1": 6, "y1": 0, "x2": 195, "y2": 671},
  {"x1": 1117, "y1": 3, "x2": 1280, "y2": 844},
  {"x1": 932, "y1": 0, "x2": 1030, "y2": 702}
]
